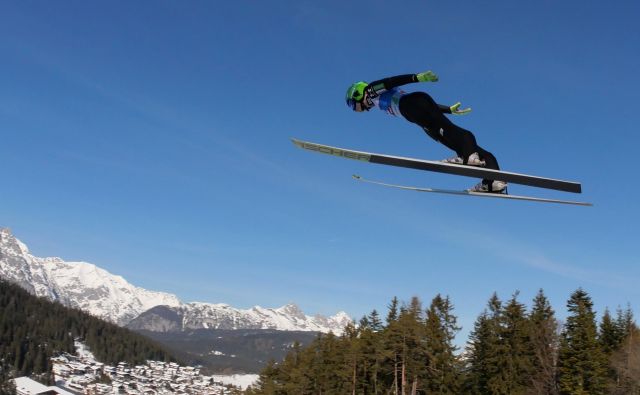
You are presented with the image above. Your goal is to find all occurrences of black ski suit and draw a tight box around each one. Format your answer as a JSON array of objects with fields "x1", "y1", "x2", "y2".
[{"x1": 364, "y1": 74, "x2": 500, "y2": 175}]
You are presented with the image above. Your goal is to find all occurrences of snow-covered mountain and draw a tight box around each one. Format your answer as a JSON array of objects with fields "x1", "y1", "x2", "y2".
[
  {"x1": 0, "y1": 228, "x2": 181, "y2": 325},
  {"x1": 0, "y1": 228, "x2": 351, "y2": 333},
  {"x1": 127, "y1": 303, "x2": 352, "y2": 333}
]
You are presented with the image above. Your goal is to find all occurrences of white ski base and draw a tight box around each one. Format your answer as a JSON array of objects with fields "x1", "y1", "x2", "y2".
[{"x1": 352, "y1": 175, "x2": 593, "y2": 206}]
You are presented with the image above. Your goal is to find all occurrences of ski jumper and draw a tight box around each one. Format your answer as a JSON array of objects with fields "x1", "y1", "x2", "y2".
[{"x1": 364, "y1": 74, "x2": 500, "y2": 172}]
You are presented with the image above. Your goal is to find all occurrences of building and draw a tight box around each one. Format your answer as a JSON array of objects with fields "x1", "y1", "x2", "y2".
[{"x1": 12, "y1": 377, "x2": 75, "y2": 395}]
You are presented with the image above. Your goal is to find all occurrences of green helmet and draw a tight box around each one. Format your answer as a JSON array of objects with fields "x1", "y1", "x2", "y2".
[{"x1": 345, "y1": 81, "x2": 368, "y2": 110}]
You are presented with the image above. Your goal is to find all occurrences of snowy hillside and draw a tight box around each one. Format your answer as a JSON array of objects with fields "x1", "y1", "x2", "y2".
[{"x1": 0, "y1": 228, "x2": 181, "y2": 325}]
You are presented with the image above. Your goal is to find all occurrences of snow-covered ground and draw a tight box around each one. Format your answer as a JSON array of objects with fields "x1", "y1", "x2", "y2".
[
  {"x1": 74, "y1": 340, "x2": 96, "y2": 360},
  {"x1": 211, "y1": 374, "x2": 259, "y2": 390}
]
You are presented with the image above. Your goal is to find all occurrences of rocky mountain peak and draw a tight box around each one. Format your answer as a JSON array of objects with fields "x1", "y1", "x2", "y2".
[{"x1": 0, "y1": 228, "x2": 351, "y2": 334}]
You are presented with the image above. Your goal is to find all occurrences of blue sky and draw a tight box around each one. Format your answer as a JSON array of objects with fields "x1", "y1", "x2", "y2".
[{"x1": 1, "y1": 1, "x2": 639, "y2": 340}]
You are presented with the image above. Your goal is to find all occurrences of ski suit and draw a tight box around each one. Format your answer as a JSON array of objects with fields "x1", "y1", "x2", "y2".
[{"x1": 364, "y1": 74, "x2": 500, "y2": 172}]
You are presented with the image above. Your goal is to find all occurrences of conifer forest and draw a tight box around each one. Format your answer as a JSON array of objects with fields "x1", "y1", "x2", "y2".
[
  {"x1": 0, "y1": 280, "x2": 177, "y2": 393},
  {"x1": 247, "y1": 289, "x2": 639, "y2": 395},
  {"x1": 2, "y1": 279, "x2": 639, "y2": 394}
]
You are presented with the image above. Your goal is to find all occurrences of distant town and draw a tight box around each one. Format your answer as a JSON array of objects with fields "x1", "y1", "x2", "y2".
[
  {"x1": 56, "y1": 356, "x2": 245, "y2": 394},
  {"x1": 13, "y1": 341, "x2": 257, "y2": 395}
]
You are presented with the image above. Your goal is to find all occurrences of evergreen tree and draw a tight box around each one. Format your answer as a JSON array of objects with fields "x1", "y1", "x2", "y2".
[
  {"x1": 466, "y1": 292, "x2": 532, "y2": 395},
  {"x1": 387, "y1": 297, "x2": 399, "y2": 325},
  {"x1": 279, "y1": 341, "x2": 310, "y2": 394},
  {"x1": 330, "y1": 331, "x2": 352, "y2": 394},
  {"x1": 401, "y1": 296, "x2": 428, "y2": 394},
  {"x1": 528, "y1": 289, "x2": 559, "y2": 395},
  {"x1": 465, "y1": 293, "x2": 503, "y2": 394},
  {"x1": 609, "y1": 325, "x2": 640, "y2": 395},
  {"x1": 498, "y1": 292, "x2": 533, "y2": 394},
  {"x1": 557, "y1": 288, "x2": 607, "y2": 394},
  {"x1": 359, "y1": 315, "x2": 384, "y2": 394},
  {"x1": 357, "y1": 325, "x2": 375, "y2": 394},
  {"x1": 616, "y1": 304, "x2": 637, "y2": 341},
  {"x1": 383, "y1": 298, "x2": 405, "y2": 394},
  {"x1": 599, "y1": 307, "x2": 624, "y2": 391},
  {"x1": 600, "y1": 308, "x2": 623, "y2": 355},
  {"x1": 368, "y1": 309, "x2": 384, "y2": 332},
  {"x1": 247, "y1": 359, "x2": 278, "y2": 395},
  {"x1": 343, "y1": 322, "x2": 362, "y2": 395},
  {"x1": 424, "y1": 294, "x2": 461, "y2": 394}
]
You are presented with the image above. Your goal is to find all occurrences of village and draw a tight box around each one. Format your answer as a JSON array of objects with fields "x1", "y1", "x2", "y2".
[{"x1": 47, "y1": 352, "x2": 247, "y2": 395}]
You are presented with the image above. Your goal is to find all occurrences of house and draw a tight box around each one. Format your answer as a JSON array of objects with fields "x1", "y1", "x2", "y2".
[{"x1": 12, "y1": 377, "x2": 75, "y2": 395}]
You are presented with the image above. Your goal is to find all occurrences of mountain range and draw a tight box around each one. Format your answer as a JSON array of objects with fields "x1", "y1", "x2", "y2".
[{"x1": 0, "y1": 228, "x2": 351, "y2": 334}]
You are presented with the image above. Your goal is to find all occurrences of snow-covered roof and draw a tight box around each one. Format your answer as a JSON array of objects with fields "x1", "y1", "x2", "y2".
[{"x1": 12, "y1": 377, "x2": 75, "y2": 395}]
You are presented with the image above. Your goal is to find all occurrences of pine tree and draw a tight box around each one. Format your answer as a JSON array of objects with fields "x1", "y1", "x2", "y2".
[
  {"x1": 359, "y1": 311, "x2": 384, "y2": 394},
  {"x1": 465, "y1": 293, "x2": 503, "y2": 394},
  {"x1": 466, "y1": 292, "x2": 533, "y2": 395},
  {"x1": 278, "y1": 341, "x2": 309, "y2": 394},
  {"x1": 248, "y1": 359, "x2": 282, "y2": 394},
  {"x1": 600, "y1": 308, "x2": 623, "y2": 355},
  {"x1": 616, "y1": 304, "x2": 637, "y2": 341},
  {"x1": 528, "y1": 289, "x2": 559, "y2": 395},
  {"x1": 557, "y1": 288, "x2": 607, "y2": 394},
  {"x1": 423, "y1": 294, "x2": 461, "y2": 394},
  {"x1": 342, "y1": 322, "x2": 362, "y2": 395},
  {"x1": 383, "y1": 297, "x2": 404, "y2": 395},
  {"x1": 369, "y1": 309, "x2": 384, "y2": 332},
  {"x1": 326, "y1": 331, "x2": 351, "y2": 394},
  {"x1": 387, "y1": 297, "x2": 399, "y2": 325},
  {"x1": 485, "y1": 293, "x2": 512, "y2": 395},
  {"x1": 498, "y1": 292, "x2": 533, "y2": 394},
  {"x1": 402, "y1": 296, "x2": 428, "y2": 395},
  {"x1": 599, "y1": 307, "x2": 624, "y2": 391},
  {"x1": 357, "y1": 325, "x2": 375, "y2": 394},
  {"x1": 609, "y1": 325, "x2": 640, "y2": 395}
]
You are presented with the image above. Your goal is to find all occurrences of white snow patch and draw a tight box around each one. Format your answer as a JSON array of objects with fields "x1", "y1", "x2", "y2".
[
  {"x1": 74, "y1": 340, "x2": 97, "y2": 361},
  {"x1": 212, "y1": 374, "x2": 259, "y2": 390}
]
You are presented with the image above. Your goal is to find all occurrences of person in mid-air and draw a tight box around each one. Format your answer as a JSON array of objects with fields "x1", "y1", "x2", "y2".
[{"x1": 345, "y1": 71, "x2": 507, "y2": 193}]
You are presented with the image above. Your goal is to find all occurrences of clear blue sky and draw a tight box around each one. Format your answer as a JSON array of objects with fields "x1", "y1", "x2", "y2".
[{"x1": 1, "y1": 1, "x2": 639, "y2": 340}]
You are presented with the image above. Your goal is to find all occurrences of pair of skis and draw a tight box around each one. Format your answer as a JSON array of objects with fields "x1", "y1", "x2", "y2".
[{"x1": 291, "y1": 138, "x2": 592, "y2": 206}]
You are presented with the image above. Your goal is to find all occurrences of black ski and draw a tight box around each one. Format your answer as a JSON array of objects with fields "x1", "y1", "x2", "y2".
[{"x1": 292, "y1": 138, "x2": 583, "y2": 194}]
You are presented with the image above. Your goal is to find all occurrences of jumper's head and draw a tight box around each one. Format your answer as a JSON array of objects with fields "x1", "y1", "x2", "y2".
[{"x1": 345, "y1": 81, "x2": 371, "y2": 112}]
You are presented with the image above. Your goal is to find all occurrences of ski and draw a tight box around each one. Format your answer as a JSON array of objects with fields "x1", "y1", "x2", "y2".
[
  {"x1": 352, "y1": 175, "x2": 592, "y2": 206},
  {"x1": 292, "y1": 138, "x2": 583, "y2": 194}
]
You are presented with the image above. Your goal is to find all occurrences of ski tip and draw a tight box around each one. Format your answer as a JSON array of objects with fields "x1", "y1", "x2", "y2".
[{"x1": 291, "y1": 137, "x2": 304, "y2": 147}]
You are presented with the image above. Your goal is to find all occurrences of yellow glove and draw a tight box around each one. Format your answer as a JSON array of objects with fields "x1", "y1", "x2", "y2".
[
  {"x1": 416, "y1": 70, "x2": 439, "y2": 82},
  {"x1": 450, "y1": 102, "x2": 471, "y2": 115}
]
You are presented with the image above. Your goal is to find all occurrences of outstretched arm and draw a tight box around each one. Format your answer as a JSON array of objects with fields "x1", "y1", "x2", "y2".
[
  {"x1": 367, "y1": 74, "x2": 418, "y2": 94},
  {"x1": 366, "y1": 71, "x2": 438, "y2": 96},
  {"x1": 364, "y1": 71, "x2": 471, "y2": 115}
]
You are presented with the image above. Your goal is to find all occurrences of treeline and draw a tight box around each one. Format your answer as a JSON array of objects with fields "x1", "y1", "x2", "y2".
[
  {"x1": 246, "y1": 289, "x2": 640, "y2": 395},
  {"x1": 0, "y1": 280, "x2": 179, "y2": 391}
]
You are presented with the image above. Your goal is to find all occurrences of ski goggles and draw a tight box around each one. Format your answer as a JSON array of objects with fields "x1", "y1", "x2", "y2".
[{"x1": 346, "y1": 98, "x2": 372, "y2": 112}]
